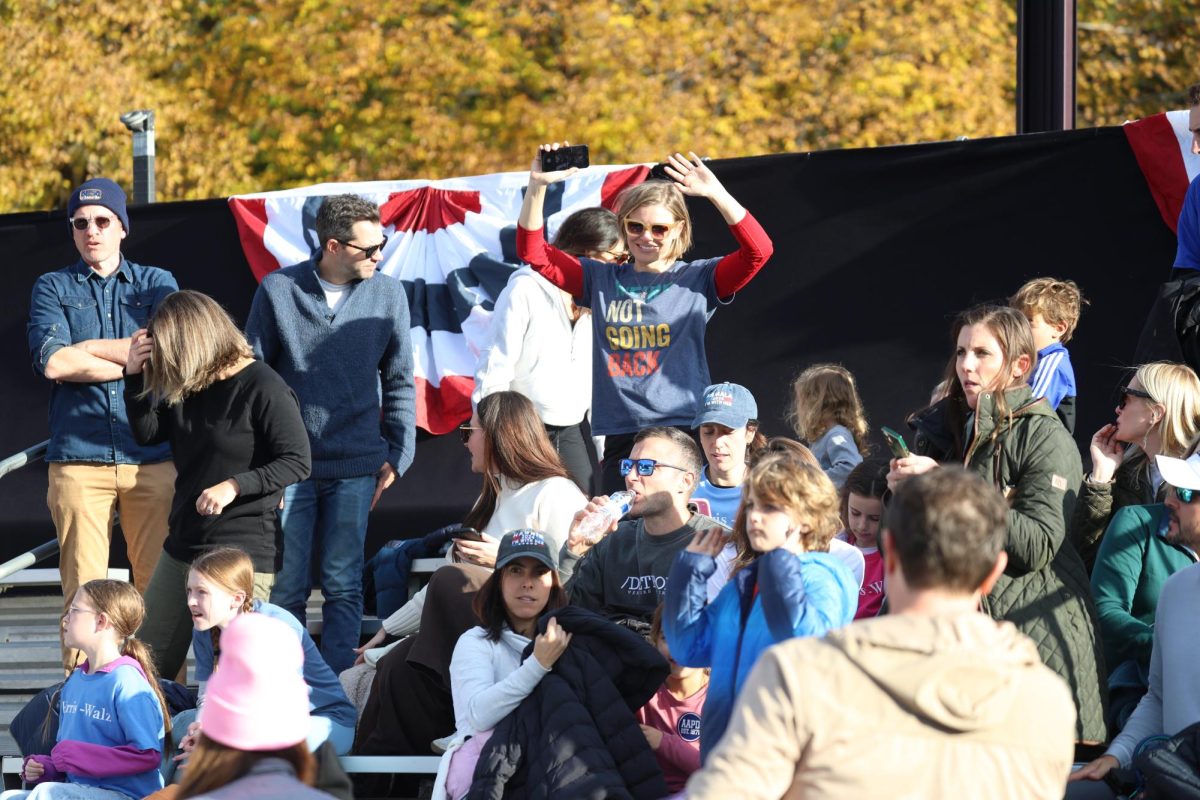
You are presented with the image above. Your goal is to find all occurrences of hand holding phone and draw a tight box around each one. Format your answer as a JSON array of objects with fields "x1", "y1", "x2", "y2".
[
  {"x1": 540, "y1": 144, "x2": 589, "y2": 172},
  {"x1": 881, "y1": 426, "x2": 911, "y2": 459},
  {"x1": 449, "y1": 525, "x2": 484, "y2": 543}
]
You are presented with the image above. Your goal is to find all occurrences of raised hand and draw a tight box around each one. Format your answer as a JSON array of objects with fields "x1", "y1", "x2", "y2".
[
  {"x1": 530, "y1": 142, "x2": 581, "y2": 187},
  {"x1": 663, "y1": 152, "x2": 724, "y2": 199}
]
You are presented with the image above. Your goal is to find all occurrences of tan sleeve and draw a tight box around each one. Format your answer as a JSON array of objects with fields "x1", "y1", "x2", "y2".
[{"x1": 686, "y1": 644, "x2": 808, "y2": 799}]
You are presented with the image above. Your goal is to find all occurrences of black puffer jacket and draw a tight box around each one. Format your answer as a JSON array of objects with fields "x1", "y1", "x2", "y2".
[{"x1": 467, "y1": 606, "x2": 669, "y2": 800}]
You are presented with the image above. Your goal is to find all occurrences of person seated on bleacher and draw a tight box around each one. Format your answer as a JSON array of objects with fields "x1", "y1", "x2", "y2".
[
  {"x1": 1070, "y1": 453, "x2": 1200, "y2": 798},
  {"x1": 432, "y1": 530, "x2": 570, "y2": 799},
  {"x1": 559, "y1": 426, "x2": 725, "y2": 632},
  {"x1": 173, "y1": 548, "x2": 356, "y2": 760},
  {"x1": 1090, "y1": 443, "x2": 1200, "y2": 734},
  {"x1": 352, "y1": 392, "x2": 585, "y2": 757},
  {"x1": 174, "y1": 613, "x2": 337, "y2": 800}
]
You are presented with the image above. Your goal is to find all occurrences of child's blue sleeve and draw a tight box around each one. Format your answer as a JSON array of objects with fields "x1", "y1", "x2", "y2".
[
  {"x1": 663, "y1": 550, "x2": 721, "y2": 668},
  {"x1": 758, "y1": 550, "x2": 858, "y2": 642}
]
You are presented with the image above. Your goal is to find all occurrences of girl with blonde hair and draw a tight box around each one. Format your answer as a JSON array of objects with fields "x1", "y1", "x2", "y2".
[
  {"x1": 19, "y1": 579, "x2": 169, "y2": 799},
  {"x1": 124, "y1": 290, "x2": 311, "y2": 682},
  {"x1": 1072, "y1": 361, "x2": 1200, "y2": 569},
  {"x1": 517, "y1": 144, "x2": 775, "y2": 493},
  {"x1": 664, "y1": 455, "x2": 858, "y2": 760},
  {"x1": 787, "y1": 363, "x2": 869, "y2": 488}
]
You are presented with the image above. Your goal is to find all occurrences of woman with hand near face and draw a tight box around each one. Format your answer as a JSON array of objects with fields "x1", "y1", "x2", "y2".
[
  {"x1": 517, "y1": 144, "x2": 774, "y2": 493},
  {"x1": 887, "y1": 304, "x2": 1107, "y2": 746},
  {"x1": 123, "y1": 291, "x2": 311, "y2": 682},
  {"x1": 434, "y1": 530, "x2": 570, "y2": 800},
  {"x1": 1070, "y1": 362, "x2": 1200, "y2": 571},
  {"x1": 663, "y1": 456, "x2": 858, "y2": 762}
]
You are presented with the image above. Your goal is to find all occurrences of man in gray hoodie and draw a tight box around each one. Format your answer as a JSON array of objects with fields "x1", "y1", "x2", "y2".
[{"x1": 687, "y1": 466, "x2": 1076, "y2": 800}]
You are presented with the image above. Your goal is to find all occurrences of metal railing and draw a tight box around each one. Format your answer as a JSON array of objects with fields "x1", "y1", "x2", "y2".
[{"x1": 0, "y1": 440, "x2": 57, "y2": 582}]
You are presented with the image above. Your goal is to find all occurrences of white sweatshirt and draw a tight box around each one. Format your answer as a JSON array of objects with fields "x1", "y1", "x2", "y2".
[{"x1": 472, "y1": 267, "x2": 592, "y2": 426}]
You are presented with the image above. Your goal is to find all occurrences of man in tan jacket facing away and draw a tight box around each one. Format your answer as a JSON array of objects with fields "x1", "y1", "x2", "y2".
[{"x1": 687, "y1": 467, "x2": 1077, "y2": 800}]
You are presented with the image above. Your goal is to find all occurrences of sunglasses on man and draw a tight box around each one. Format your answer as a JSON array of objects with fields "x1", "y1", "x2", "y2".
[
  {"x1": 1170, "y1": 485, "x2": 1200, "y2": 504},
  {"x1": 619, "y1": 458, "x2": 689, "y2": 477},
  {"x1": 337, "y1": 235, "x2": 389, "y2": 259},
  {"x1": 70, "y1": 216, "x2": 114, "y2": 231}
]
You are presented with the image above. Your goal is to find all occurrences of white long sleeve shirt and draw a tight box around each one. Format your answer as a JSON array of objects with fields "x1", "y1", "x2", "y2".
[
  {"x1": 449, "y1": 626, "x2": 549, "y2": 735},
  {"x1": 472, "y1": 267, "x2": 592, "y2": 426},
  {"x1": 380, "y1": 475, "x2": 586, "y2": 637}
]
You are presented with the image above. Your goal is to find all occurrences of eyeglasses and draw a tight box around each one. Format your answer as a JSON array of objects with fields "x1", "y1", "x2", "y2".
[
  {"x1": 336, "y1": 235, "x2": 388, "y2": 259},
  {"x1": 64, "y1": 606, "x2": 99, "y2": 619},
  {"x1": 594, "y1": 248, "x2": 627, "y2": 263},
  {"x1": 70, "y1": 216, "x2": 113, "y2": 231},
  {"x1": 1172, "y1": 485, "x2": 1200, "y2": 504},
  {"x1": 1119, "y1": 386, "x2": 1155, "y2": 409},
  {"x1": 619, "y1": 458, "x2": 689, "y2": 477},
  {"x1": 458, "y1": 424, "x2": 481, "y2": 444},
  {"x1": 623, "y1": 220, "x2": 678, "y2": 239}
]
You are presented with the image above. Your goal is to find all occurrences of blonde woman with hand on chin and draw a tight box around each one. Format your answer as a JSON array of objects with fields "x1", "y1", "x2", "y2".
[{"x1": 517, "y1": 143, "x2": 774, "y2": 493}]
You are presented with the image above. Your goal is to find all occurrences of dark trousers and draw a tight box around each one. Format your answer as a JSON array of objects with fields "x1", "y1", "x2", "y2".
[{"x1": 545, "y1": 419, "x2": 600, "y2": 496}]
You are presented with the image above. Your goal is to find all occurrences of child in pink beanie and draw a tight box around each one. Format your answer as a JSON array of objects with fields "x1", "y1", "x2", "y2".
[{"x1": 174, "y1": 614, "x2": 335, "y2": 799}]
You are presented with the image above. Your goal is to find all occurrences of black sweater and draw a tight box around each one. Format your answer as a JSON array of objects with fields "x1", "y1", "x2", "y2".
[{"x1": 124, "y1": 361, "x2": 311, "y2": 572}]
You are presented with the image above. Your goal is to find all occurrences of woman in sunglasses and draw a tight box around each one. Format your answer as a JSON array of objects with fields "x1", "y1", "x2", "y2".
[
  {"x1": 517, "y1": 144, "x2": 774, "y2": 494},
  {"x1": 122, "y1": 290, "x2": 311, "y2": 681},
  {"x1": 887, "y1": 304, "x2": 1107, "y2": 748},
  {"x1": 1070, "y1": 362, "x2": 1200, "y2": 571}
]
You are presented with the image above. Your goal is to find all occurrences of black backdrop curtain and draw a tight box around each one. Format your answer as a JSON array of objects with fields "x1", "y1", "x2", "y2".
[{"x1": 1, "y1": 125, "x2": 1175, "y2": 563}]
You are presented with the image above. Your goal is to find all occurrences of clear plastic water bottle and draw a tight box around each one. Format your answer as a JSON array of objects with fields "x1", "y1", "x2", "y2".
[{"x1": 576, "y1": 490, "x2": 635, "y2": 544}]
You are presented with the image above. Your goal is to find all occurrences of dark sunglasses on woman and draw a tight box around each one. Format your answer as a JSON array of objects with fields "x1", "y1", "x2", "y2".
[{"x1": 1118, "y1": 386, "x2": 1154, "y2": 409}]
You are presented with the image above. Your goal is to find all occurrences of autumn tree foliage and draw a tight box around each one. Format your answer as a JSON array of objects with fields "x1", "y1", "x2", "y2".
[{"x1": 0, "y1": 0, "x2": 1192, "y2": 213}]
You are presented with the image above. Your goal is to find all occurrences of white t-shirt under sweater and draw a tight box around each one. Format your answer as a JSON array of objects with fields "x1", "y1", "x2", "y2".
[
  {"x1": 316, "y1": 275, "x2": 351, "y2": 312},
  {"x1": 381, "y1": 475, "x2": 587, "y2": 636}
]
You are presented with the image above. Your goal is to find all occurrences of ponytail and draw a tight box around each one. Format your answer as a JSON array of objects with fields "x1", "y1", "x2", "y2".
[{"x1": 123, "y1": 635, "x2": 174, "y2": 752}]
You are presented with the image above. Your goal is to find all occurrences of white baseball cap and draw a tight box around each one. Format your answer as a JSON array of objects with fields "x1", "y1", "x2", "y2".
[{"x1": 1156, "y1": 452, "x2": 1200, "y2": 492}]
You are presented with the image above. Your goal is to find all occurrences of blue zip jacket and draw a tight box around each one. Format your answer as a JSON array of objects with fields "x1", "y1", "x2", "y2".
[{"x1": 664, "y1": 548, "x2": 857, "y2": 762}]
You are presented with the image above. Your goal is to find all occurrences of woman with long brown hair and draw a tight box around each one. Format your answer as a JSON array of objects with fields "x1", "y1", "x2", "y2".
[
  {"x1": 887, "y1": 304, "x2": 1107, "y2": 746},
  {"x1": 123, "y1": 290, "x2": 311, "y2": 682},
  {"x1": 351, "y1": 391, "x2": 586, "y2": 762}
]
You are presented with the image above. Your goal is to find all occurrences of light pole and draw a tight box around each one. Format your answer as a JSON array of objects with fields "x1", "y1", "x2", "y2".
[{"x1": 119, "y1": 110, "x2": 156, "y2": 203}]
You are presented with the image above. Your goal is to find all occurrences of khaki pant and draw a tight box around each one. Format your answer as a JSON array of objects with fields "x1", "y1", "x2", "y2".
[
  {"x1": 138, "y1": 551, "x2": 274, "y2": 682},
  {"x1": 48, "y1": 461, "x2": 175, "y2": 671}
]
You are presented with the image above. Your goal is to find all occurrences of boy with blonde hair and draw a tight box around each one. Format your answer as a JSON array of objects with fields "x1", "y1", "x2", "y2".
[{"x1": 1010, "y1": 277, "x2": 1085, "y2": 433}]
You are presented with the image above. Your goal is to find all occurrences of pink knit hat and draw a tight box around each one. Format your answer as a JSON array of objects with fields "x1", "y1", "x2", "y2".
[{"x1": 198, "y1": 613, "x2": 311, "y2": 751}]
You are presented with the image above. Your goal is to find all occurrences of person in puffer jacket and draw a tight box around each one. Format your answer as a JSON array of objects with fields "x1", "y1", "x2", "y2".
[
  {"x1": 467, "y1": 605, "x2": 669, "y2": 800},
  {"x1": 664, "y1": 455, "x2": 858, "y2": 761}
]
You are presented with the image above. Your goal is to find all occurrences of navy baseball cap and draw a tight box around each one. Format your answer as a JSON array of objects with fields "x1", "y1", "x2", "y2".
[
  {"x1": 495, "y1": 529, "x2": 557, "y2": 572},
  {"x1": 692, "y1": 382, "x2": 758, "y2": 429}
]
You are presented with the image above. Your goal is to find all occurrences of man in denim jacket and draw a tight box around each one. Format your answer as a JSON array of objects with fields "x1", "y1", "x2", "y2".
[{"x1": 26, "y1": 178, "x2": 177, "y2": 672}]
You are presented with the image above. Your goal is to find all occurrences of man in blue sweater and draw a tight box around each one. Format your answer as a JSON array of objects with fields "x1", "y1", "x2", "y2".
[{"x1": 245, "y1": 194, "x2": 416, "y2": 674}]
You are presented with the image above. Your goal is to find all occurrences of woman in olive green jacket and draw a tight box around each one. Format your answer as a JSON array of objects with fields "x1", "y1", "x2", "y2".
[{"x1": 889, "y1": 304, "x2": 1108, "y2": 745}]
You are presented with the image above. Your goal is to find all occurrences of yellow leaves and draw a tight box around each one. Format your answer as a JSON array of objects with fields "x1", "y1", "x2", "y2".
[{"x1": 0, "y1": 0, "x2": 1191, "y2": 211}]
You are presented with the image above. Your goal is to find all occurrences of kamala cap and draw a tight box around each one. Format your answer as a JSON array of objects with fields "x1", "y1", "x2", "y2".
[
  {"x1": 692, "y1": 382, "x2": 758, "y2": 430},
  {"x1": 67, "y1": 178, "x2": 130, "y2": 233},
  {"x1": 495, "y1": 529, "x2": 557, "y2": 572}
]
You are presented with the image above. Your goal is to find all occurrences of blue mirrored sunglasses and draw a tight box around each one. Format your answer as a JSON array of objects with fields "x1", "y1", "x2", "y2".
[
  {"x1": 1173, "y1": 486, "x2": 1199, "y2": 504},
  {"x1": 619, "y1": 458, "x2": 688, "y2": 477}
]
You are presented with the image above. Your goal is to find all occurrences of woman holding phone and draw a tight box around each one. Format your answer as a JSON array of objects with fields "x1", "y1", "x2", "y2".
[
  {"x1": 887, "y1": 304, "x2": 1107, "y2": 746},
  {"x1": 351, "y1": 391, "x2": 586, "y2": 758},
  {"x1": 517, "y1": 144, "x2": 774, "y2": 493}
]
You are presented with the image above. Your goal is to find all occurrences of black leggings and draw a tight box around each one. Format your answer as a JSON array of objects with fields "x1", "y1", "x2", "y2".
[{"x1": 545, "y1": 419, "x2": 600, "y2": 496}]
